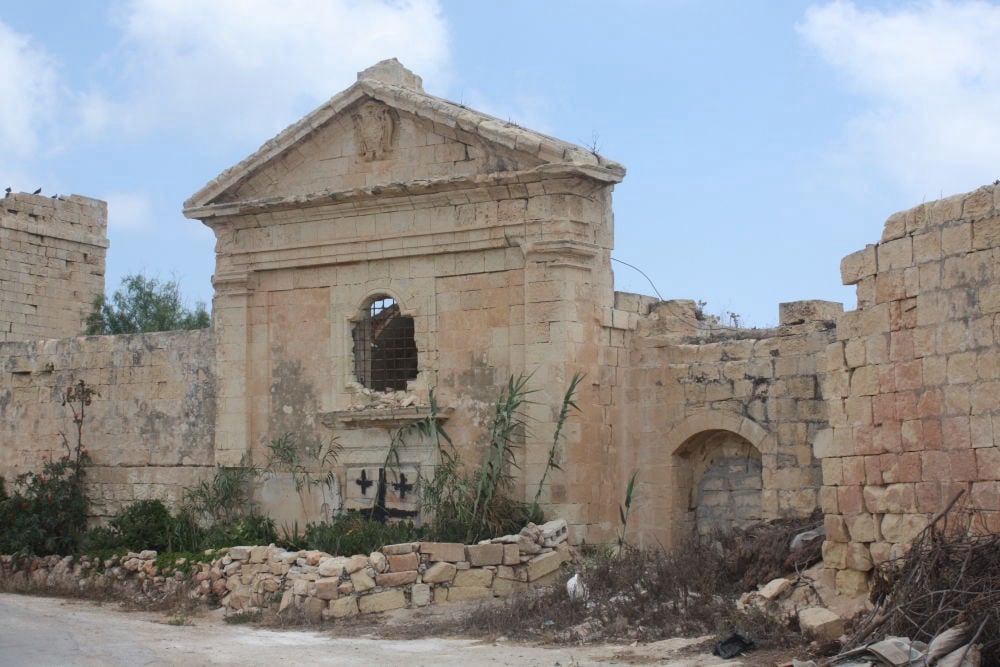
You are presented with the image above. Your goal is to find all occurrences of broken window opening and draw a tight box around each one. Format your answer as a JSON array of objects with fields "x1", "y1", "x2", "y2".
[{"x1": 352, "y1": 295, "x2": 418, "y2": 391}]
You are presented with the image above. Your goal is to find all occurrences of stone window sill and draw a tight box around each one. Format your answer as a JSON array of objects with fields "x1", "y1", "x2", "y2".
[{"x1": 319, "y1": 406, "x2": 453, "y2": 430}]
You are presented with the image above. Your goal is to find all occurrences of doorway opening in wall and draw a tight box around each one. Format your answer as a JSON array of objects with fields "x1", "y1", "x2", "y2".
[
  {"x1": 674, "y1": 430, "x2": 763, "y2": 537},
  {"x1": 352, "y1": 295, "x2": 418, "y2": 391}
]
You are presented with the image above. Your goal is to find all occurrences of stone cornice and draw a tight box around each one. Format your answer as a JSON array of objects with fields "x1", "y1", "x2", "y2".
[{"x1": 184, "y1": 163, "x2": 622, "y2": 224}]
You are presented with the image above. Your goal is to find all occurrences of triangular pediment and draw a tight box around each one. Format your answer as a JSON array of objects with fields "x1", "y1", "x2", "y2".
[{"x1": 184, "y1": 60, "x2": 624, "y2": 218}]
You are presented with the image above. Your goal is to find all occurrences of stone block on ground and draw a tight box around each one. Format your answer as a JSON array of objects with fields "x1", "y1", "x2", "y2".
[
  {"x1": 758, "y1": 577, "x2": 792, "y2": 601},
  {"x1": 798, "y1": 607, "x2": 845, "y2": 642},
  {"x1": 539, "y1": 518, "x2": 568, "y2": 546},
  {"x1": 526, "y1": 550, "x2": 563, "y2": 582}
]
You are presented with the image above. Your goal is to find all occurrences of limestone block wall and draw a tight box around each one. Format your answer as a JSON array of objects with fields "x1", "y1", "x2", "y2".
[
  {"x1": 0, "y1": 192, "x2": 108, "y2": 341},
  {"x1": 614, "y1": 296, "x2": 840, "y2": 549},
  {"x1": 201, "y1": 173, "x2": 618, "y2": 541},
  {"x1": 819, "y1": 184, "x2": 1000, "y2": 595},
  {"x1": 0, "y1": 330, "x2": 215, "y2": 518},
  {"x1": 214, "y1": 523, "x2": 573, "y2": 619}
]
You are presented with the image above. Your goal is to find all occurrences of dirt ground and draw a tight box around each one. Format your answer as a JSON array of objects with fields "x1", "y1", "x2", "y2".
[{"x1": 0, "y1": 592, "x2": 799, "y2": 666}]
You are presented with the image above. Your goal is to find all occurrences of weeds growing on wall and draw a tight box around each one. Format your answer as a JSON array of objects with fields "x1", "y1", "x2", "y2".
[
  {"x1": 617, "y1": 470, "x2": 639, "y2": 552},
  {"x1": 180, "y1": 457, "x2": 275, "y2": 548},
  {"x1": 184, "y1": 455, "x2": 261, "y2": 524},
  {"x1": 392, "y1": 374, "x2": 581, "y2": 544},
  {"x1": 264, "y1": 433, "x2": 341, "y2": 495},
  {"x1": 0, "y1": 381, "x2": 95, "y2": 556}
]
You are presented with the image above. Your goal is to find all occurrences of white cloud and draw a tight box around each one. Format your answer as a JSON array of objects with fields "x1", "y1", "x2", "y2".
[
  {"x1": 0, "y1": 19, "x2": 59, "y2": 160},
  {"x1": 104, "y1": 191, "x2": 155, "y2": 231},
  {"x1": 799, "y1": 1, "x2": 1000, "y2": 197},
  {"x1": 86, "y1": 0, "x2": 450, "y2": 142}
]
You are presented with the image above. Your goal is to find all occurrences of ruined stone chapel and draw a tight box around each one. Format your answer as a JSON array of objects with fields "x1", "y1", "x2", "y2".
[{"x1": 3, "y1": 60, "x2": 999, "y2": 596}]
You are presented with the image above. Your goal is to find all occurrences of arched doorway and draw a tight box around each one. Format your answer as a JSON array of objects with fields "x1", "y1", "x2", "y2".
[{"x1": 675, "y1": 429, "x2": 763, "y2": 536}]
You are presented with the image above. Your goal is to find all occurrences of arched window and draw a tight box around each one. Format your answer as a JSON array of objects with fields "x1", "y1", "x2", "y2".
[{"x1": 352, "y1": 295, "x2": 418, "y2": 391}]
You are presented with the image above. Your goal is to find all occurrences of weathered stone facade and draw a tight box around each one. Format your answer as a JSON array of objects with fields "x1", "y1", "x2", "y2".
[
  {"x1": 617, "y1": 297, "x2": 840, "y2": 548},
  {"x1": 817, "y1": 186, "x2": 1000, "y2": 595},
  {"x1": 182, "y1": 59, "x2": 625, "y2": 541},
  {"x1": 1, "y1": 193, "x2": 107, "y2": 342},
  {"x1": 2, "y1": 60, "x2": 998, "y2": 593},
  {"x1": 0, "y1": 330, "x2": 215, "y2": 517}
]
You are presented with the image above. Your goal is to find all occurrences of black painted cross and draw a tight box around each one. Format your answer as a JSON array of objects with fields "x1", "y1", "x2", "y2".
[
  {"x1": 355, "y1": 469, "x2": 374, "y2": 496},
  {"x1": 391, "y1": 472, "x2": 414, "y2": 499}
]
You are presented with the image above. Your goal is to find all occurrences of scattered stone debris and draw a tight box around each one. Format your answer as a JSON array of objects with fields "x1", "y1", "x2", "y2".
[{"x1": 347, "y1": 388, "x2": 421, "y2": 411}]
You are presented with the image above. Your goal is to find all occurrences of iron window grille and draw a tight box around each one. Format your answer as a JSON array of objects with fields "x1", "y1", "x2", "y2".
[{"x1": 352, "y1": 295, "x2": 418, "y2": 391}]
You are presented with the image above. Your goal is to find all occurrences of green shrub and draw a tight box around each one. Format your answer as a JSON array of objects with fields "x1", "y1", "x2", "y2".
[
  {"x1": 287, "y1": 513, "x2": 424, "y2": 556},
  {"x1": 169, "y1": 509, "x2": 206, "y2": 553},
  {"x1": 0, "y1": 453, "x2": 90, "y2": 556},
  {"x1": 108, "y1": 499, "x2": 175, "y2": 552},
  {"x1": 406, "y1": 376, "x2": 571, "y2": 544},
  {"x1": 0, "y1": 381, "x2": 95, "y2": 557},
  {"x1": 202, "y1": 513, "x2": 276, "y2": 548},
  {"x1": 79, "y1": 525, "x2": 123, "y2": 553}
]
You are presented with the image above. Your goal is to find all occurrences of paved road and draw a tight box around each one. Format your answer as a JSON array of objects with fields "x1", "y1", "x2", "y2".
[{"x1": 0, "y1": 593, "x2": 735, "y2": 666}]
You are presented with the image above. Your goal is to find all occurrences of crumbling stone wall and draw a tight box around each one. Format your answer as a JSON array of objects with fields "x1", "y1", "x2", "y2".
[
  {"x1": 615, "y1": 296, "x2": 840, "y2": 548},
  {"x1": 0, "y1": 192, "x2": 107, "y2": 341},
  {"x1": 0, "y1": 330, "x2": 215, "y2": 518},
  {"x1": 819, "y1": 184, "x2": 1000, "y2": 596},
  {"x1": 5, "y1": 61, "x2": 999, "y2": 586}
]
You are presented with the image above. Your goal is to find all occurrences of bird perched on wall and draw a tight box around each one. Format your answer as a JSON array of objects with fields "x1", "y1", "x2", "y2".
[
  {"x1": 32, "y1": 187, "x2": 41, "y2": 194},
  {"x1": 3, "y1": 187, "x2": 10, "y2": 196}
]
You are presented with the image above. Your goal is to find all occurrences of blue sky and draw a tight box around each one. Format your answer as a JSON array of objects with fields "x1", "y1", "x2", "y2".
[{"x1": 3, "y1": 1, "x2": 1000, "y2": 326}]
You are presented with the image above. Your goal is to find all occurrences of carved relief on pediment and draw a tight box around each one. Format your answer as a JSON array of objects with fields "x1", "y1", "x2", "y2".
[{"x1": 351, "y1": 102, "x2": 398, "y2": 161}]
